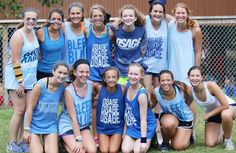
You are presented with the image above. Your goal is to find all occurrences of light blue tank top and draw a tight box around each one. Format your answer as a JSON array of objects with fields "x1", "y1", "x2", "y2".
[
  {"x1": 29, "y1": 79, "x2": 65, "y2": 134},
  {"x1": 58, "y1": 80, "x2": 92, "y2": 135},
  {"x1": 63, "y1": 21, "x2": 86, "y2": 70},
  {"x1": 168, "y1": 20, "x2": 194, "y2": 84},
  {"x1": 5, "y1": 29, "x2": 39, "y2": 90},
  {"x1": 155, "y1": 85, "x2": 194, "y2": 122},
  {"x1": 125, "y1": 83, "x2": 156, "y2": 139},
  {"x1": 143, "y1": 15, "x2": 168, "y2": 73},
  {"x1": 37, "y1": 27, "x2": 64, "y2": 73},
  {"x1": 86, "y1": 25, "x2": 112, "y2": 82}
]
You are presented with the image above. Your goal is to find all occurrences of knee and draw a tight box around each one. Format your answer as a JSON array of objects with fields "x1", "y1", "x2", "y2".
[
  {"x1": 221, "y1": 110, "x2": 233, "y2": 121},
  {"x1": 161, "y1": 120, "x2": 176, "y2": 131},
  {"x1": 205, "y1": 140, "x2": 218, "y2": 148},
  {"x1": 122, "y1": 144, "x2": 132, "y2": 153},
  {"x1": 86, "y1": 146, "x2": 97, "y2": 153},
  {"x1": 13, "y1": 110, "x2": 25, "y2": 117},
  {"x1": 172, "y1": 142, "x2": 189, "y2": 151},
  {"x1": 109, "y1": 148, "x2": 119, "y2": 153},
  {"x1": 99, "y1": 147, "x2": 109, "y2": 153}
]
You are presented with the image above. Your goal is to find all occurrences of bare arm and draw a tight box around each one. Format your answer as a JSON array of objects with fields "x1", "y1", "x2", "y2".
[
  {"x1": 23, "y1": 82, "x2": 42, "y2": 143},
  {"x1": 192, "y1": 26, "x2": 202, "y2": 66},
  {"x1": 36, "y1": 28, "x2": 44, "y2": 43},
  {"x1": 205, "y1": 82, "x2": 228, "y2": 119},
  {"x1": 138, "y1": 93, "x2": 148, "y2": 138}
]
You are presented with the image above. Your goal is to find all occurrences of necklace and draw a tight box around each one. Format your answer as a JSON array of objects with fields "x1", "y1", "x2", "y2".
[
  {"x1": 92, "y1": 26, "x2": 105, "y2": 35},
  {"x1": 162, "y1": 88, "x2": 175, "y2": 100}
]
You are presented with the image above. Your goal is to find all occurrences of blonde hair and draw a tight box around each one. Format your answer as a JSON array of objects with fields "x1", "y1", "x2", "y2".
[
  {"x1": 89, "y1": 4, "x2": 111, "y2": 25},
  {"x1": 119, "y1": 4, "x2": 145, "y2": 26},
  {"x1": 128, "y1": 63, "x2": 145, "y2": 87},
  {"x1": 173, "y1": 3, "x2": 196, "y2": 29}
]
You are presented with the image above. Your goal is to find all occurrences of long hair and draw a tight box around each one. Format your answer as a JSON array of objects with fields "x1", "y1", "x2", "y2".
[
  {"x1": 119, "y1": 4, "x2": 145, "y2": 26},
  {"x1": 101, "y1": 67, "x2": 120, "y2": 87},
  {"x1": 173, "y1": 3, "x2": 197, "y2": 29}
]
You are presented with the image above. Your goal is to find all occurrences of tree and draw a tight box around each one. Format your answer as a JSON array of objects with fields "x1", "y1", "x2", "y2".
[{"x1": 0, "y1": 0, "x2": 63, "y2": 19}]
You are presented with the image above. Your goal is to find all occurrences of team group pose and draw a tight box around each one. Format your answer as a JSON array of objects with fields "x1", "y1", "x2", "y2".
[{"x1": 4, "y1": 1, "x2": 236, "y2": 153}]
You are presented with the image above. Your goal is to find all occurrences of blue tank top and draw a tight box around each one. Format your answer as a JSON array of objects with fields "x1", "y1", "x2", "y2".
[
  {"x1": 58, "y1": 80, "x2": 92, "y2": 135},
  {"x1": 143, "y1": 16, "x2": 168, "y2": 73},
  {"x1": 125, "y1": 83, "x2": 156, "y2": 139},
  {"x1": 63, "y1": 21, "x2": 86, "y2": 70},
  {"x1": 37, "y1": 27, "x2": 64, "y2": 73},
  {"x1": 96, "y1": 84, "x2": 125, "y2": 135},
  {"x1": 5, "y1": 29, "x2": 39, "y2": 90},
  {"x1": 168, "y1": 20, "x2": 194, "y2": 84},
  {"x1": 155, "y1": 85, "x2": 194, "y2": 122},
  {"x1": 111, "y1": 24, "x2": 146, "y2": 77},
  {"x1": 29, "y1": 79, "x2": 65, "y2": 134},
  {"x1": 86, "y1": 25, "x2": 113, "y2": 82}
]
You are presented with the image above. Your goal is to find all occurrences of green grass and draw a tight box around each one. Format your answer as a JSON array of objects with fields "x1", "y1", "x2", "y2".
[{"x1": 0, "y1": 107, "x2": 235, "y2": 153}]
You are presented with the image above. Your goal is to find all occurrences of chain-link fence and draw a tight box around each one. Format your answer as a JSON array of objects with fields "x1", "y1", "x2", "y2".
[{"x1": 0, "y1": 17, "x2": 236, "y2": 109}]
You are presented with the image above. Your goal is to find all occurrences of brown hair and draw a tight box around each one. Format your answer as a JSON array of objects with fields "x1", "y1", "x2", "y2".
[
  {"x1": 89, "y1": 4, "x2": 111, "y2": 25},
  {"x1": 119, "y1": 4, "x2": 145, "y2": 26},
  {"x1": 43, "y1": 8, "x2": 64, "y2": 27},
  {"x1": 173, "y1": 3, "x2": 196, "y2": 29},
  {"x1": 67, "y1": 2, "x2": 84, "y2": 22},
  {"x1": 102, "y1": 67, "x2": 120, "y2": 86},
  {"x1": 69, "y1": 59, "x2": 90, "y2": 81}
]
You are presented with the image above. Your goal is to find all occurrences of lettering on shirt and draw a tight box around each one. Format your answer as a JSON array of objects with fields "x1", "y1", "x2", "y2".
[
  {"x1": 91, "y1": 44, "x2": 109, "y2": 67},
  {"x1": 36, "y1": 102, "x2": 58, "y2": 113},
  {"x1": 161, "y1": 100, "x2": 192, "y2": 120},
  {"x1": 145, "y1": 37, "x2": 163, "y2": 59},
  {"x1": 75, "y1": 100, "x2": 92, "y2": 126},
  {"x1": 67, "y1": 38, "x2": 86, "y2": 64},
  {"x1": 100, "y1": 98, "x2": 120, "y2": 124},
  {"x1": 116, "y1": 38, "x2": 142, "y2": 49},
  {"x1": 21, "y1": 48, "x2": 39, "y2": 64},
  {"x1": 125, "y1": 103, "x2": 137, "y2": 126}
]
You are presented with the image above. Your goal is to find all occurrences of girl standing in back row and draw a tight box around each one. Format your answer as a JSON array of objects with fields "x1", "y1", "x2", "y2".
[{"x1": 168, "y1": 3, "x2": 202, "y2": 84}]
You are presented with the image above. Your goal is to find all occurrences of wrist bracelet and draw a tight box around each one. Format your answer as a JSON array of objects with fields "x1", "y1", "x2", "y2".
[
  {"x1": 155, "y1": 113, "x2": 160, "y2": 119},
  {"x1": 24, "y1": 127, "x2": 31, "y2": 132},
  {"x1": 141, "y1": 137, "x2": 147, "y2": 143},
  {"x1": 76, "y1": 135, "x2": 83, "y2": 143}
]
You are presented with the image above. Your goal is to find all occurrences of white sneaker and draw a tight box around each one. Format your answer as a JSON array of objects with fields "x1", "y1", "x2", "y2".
[
  {"x1": 157, "y1": 131, "x2": 163, "y2": 145},
  {"x1": 224, "y1": 139, "x2": 235, "y2": 151}
]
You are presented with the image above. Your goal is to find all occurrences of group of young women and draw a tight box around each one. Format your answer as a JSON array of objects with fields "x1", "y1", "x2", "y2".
[{"x1": 4, "y1": 0, "x2": 236, "y2": 153}]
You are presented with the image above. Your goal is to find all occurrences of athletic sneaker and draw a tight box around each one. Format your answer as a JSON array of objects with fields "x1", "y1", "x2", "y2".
[
  {"x1": 6, "y1": 141, "x2": 23, "y2": 153},
  {"x1": 18, "y1": 140, "x2": 29, "y2": 152},
  {"x1": 224, "y1": 139, "x2": 235, "y2": 151},
  {"x1": 157, "y1": 131, "x2": 163, "y2": 145},
  {"x1": 160, "y1": 142, "x2": 169, "y2": 152}
]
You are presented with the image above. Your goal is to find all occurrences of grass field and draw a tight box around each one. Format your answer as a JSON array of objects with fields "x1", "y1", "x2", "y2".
[{"x1": 0, "y1": 107, "x2": 235, "y2": 153}]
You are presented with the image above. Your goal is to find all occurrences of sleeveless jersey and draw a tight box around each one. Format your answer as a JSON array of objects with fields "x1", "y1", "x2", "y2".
[
  {"x1": 29, "y1": 79, "x2": 65, "y2": 134},
  {"x1": 125, "y1": 84, "x2": 156, "y2": 139},
  {"x1": 37, "y1": 27, "x2": 64, "y2": 73},
  {"x1": 5, "y1": 29, "x2": 39, "y2": 90},
  {"x1": 155, "y1": 85, "x2": 194, "y2": 122},
  {"x1": 58, "y1": 80, "x2": 92, "y2": 135},
  {"x1": 96, "y1": 84, "x2": 125, "y2": 135},
  {"x1": 86, "y1": 25, "x2": 113, "y2": 82},
  {"x1": 112, "y1": 24, "x2": 146, "y2": 77},
  {"x1": 143, "y1": 15, "x2": 168, "y2": 73},
  {"x1": 168, "y1": 20, "x2": 194, "y2": 84}
]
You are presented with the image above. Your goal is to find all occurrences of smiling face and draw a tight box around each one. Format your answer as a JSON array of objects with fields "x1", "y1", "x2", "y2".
[
  {"x1": 159, "y1": 72, "x2": 174, "y2": 92},
  {"x1": 91, "y1": 8, "x2": 105, "y2": 27},
  {"x1": 121, "y1": 9, "x2": 137, "y2": 26},
  {"x1": 69, "y1": 7, "x2": 83, "y2": 24},
  {"x1": 174, "y1": 6, "x2": 188, "y2": 24},
  {"x1": 23, "y1": 11, "x2": 38, "y2": 30},
  {"x1": 150, "y1": 4, "x2": 164, "y2": 23},
  {"x1": 128, "y1": 65, "x2": 144, "y2": 85},
  {"x1": 74, "y1": 64, "x2": 90, "y2": 84},
  {"x1": 53, "y1": 65, "x2": 68, "y2": 83},
  {"x1": 104, "y1": 69, "x2": 119, "y2": 88},
  {"x1": 49, "y1": 12, "x2": 63, "y2": 29},
  {"x1": 188, "y1": 69, "x2": 203, "y2": 87}
]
